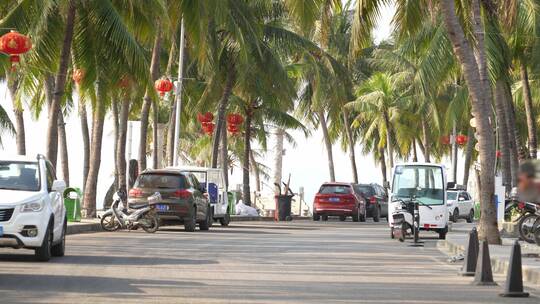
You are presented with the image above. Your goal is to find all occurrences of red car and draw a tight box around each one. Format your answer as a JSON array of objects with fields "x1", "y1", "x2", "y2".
[{"x1": 313, "y1": 183, "x2": 367, "y2": 222}]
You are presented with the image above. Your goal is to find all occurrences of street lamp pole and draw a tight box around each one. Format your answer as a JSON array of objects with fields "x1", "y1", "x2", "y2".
[{"x1": 173, "y1": 19, "x2": 185, "y2": 167}]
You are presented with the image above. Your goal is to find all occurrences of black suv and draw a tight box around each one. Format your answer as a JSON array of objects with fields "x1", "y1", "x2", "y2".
[{"x1": 352, "y1": 183, "x2": 388, "y2": 222}]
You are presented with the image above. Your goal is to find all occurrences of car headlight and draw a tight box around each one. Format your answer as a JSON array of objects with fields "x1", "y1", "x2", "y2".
[{"x1": 20, "y1": 200, "x2": 43, "y2": 212}]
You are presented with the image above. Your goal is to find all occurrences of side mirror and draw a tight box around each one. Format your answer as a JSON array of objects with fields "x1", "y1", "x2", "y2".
[
  {"x1": 447, "y1": 182, "x2": 456, "y2": 189},
  {"x1": 383, "y1": 181, "x2": 390, "y2": 189},
  {"x1": 52, "y1": 180, "x2": 66, "y2": 192}
]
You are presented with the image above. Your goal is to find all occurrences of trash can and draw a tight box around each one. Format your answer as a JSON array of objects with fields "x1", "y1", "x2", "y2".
[
  {"x1": 64, "y1": 187, "x2": 82, "y2": 222},
  {"x1": 227, "y1": 192, "x2": 236, "y2": 215},
  {"x1": 276, "y1": 195, "x2": 293, "y2": 221},
  {"x1": 474, "y1": 201, "x2": 480, "y2": 220}
]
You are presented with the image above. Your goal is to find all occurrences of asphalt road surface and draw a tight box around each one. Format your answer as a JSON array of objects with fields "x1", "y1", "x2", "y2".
[{"x1": 0, "y1": 219, "x2": 538, "y2": 303}]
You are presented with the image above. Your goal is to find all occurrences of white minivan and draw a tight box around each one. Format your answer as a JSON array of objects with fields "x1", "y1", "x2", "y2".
[{"x1": 0, "y1": 155, "x2": 67, "y2": 261}]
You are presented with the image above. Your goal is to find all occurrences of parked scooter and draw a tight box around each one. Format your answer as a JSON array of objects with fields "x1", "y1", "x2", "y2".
[
  {"x1": 100, "y1": 190, "x2": 160, "y2": 233},
  {"x1": 391, "y1": 196, "x2": 432, "y2": 243}
]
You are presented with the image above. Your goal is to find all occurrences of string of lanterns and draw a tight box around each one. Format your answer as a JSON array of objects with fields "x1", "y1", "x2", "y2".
[{"x1": 440, "y1": 134, "x2": 468, "y2": 146}]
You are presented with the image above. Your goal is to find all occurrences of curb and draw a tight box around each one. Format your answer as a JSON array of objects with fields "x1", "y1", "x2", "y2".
[
  {"x1": 66, "y1": 221, "x2": 102, "y2": 235},
  {"x1": 437, "y1": 239, "x2": 540, "y2": 285},
  {"x1": 230, "y1": 216, "x2": 310, "y2": 222}
]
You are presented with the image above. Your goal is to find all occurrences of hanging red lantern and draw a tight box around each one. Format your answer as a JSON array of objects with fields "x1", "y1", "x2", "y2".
[
  {"x1": 118, "y1": 76, "x2": 131, "y2": 88},
  {"x1": 154, "y1": 78, "x2": 173, "y2": 97},
  {"x1": 72, "y1": 69, "x2": 85, "y2": 84},
  {"x1": 496, "y1": 150, "x2": 502, "y2": 158},
  {"x1": 227, "y1": 124, "x2": 240, "y2": 134},
  {"x1": 227, "y1": 113, "x2": 244, "y2": 126},
  {"x1": 201, "y1": 122, "x2": 215, "y2": 135},
  {"x1": 440, "y1": 135, "x2": 450, "y2": 145},
  {"x1": 456, "y1": 134, "x2": 468, "y2": 146},
  {"x1": 0, "y1": 30, "x2": 32, "y2": 69},
  {"x1": 197, "y1": 112, "x2": 214, "y2": 124}
]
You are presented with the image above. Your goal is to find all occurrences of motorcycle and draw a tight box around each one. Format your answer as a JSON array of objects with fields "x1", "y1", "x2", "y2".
[
  {"x1": 100, "y1": 190, "x2": 160, "y2": 233},
  {"x1": 391, "y1": 196, "x2": 432, "y2": 243}
]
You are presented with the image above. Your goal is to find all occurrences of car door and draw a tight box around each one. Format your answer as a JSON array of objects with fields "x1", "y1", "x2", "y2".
[
  {"x1": 457, "y1": 191, "x2": 468, "y2": 214},
  {"x1": 463, "y1": 192, "x2": 474, "y2": 213},
  {"x1": 45, "y1": 161, "x2": 63, "y2": 240},
  {"x1": 189, "y1": 174, "x2": 207, "y2": 219},
  {"x1": 377, "y1": 185, "x2": 388, "y2": 216}
]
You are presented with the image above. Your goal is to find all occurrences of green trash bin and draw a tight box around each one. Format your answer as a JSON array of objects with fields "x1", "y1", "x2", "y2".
[
  {"x1": 474, "y1": 201, "x2": 480, "y2": 220},
  {"x1": 64, "y1": 187, "x2": 82, "y2": 222},
  {"x1": 227, "y1": 192, "x2": 236, "y2": 215}
]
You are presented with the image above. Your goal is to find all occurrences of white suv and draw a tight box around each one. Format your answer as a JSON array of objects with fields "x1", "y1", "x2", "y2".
[
  {"x1": 447, "y1": 190, "x2": 474, "y2": 223},
  {"x1": 0, "y1": 154, "x2": 67, "y2": 261}
]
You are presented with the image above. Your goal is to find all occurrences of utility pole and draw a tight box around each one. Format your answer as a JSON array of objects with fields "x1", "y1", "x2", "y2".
[
  {"x1": 173, "y1": 19, "x2": 185, "y2": 167},
  {"x1": 452, "y1": 120, "x2": 458, "y2": 183}
]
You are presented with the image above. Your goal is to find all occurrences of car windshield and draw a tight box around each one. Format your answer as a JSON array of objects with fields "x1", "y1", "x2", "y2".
[
  {"x1": 0, "y1": 161, "x2": 40, "y2": 191},
  {"x1": 447, "y1": 192, "x2": 458, "y2": 200},
  {"x1": 319, "y1": 185, "x2": 351, "y2": 194},
  {"x1": 135, "y1": 173, "x2": 188, "y2": 189},
  {"x1": 392, "y1": 165, "x2": 445, "y2": 205}
]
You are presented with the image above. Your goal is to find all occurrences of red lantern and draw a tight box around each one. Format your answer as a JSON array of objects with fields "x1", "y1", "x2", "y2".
[
  {"x1": 201, "y1": 122, "x2": 215, "y2": 135},
  {"x1": 72, "y1": 69, "x2": 85, "y2": 84},
  {"x1": 118, "y1": 76, "x2": 131, "y2": 88},
  {"x1": 227, "y1": 124, "x2": 240, "y2": 134},
  {"x1": 197, "y1": 112, "x2": 214, "y2": 124},
  {"x1": 456, "y1": 134, "x2": 468, "y2": 146},
  {"x1": 227, "y1": 113, "x2": 244, "y2": 126},
  {"x1": 0, "y1": 30, "x2": 32, "y2": 69},
  {"x1": 440, "y1": 135, "x2": 450, "y2": 145},
  {"x1": 496, "y1": 150, "x2": 502, "y2": 158},
  {"x1": 154, "y1": 78, "x2": 173, "y2": 97}
]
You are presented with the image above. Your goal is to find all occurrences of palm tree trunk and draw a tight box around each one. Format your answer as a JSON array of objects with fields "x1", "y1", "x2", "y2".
[
  {"x1": 79, "y1": 101, "x2": 90, "y2": 191},
  {"x1": 7, "y1": 77, "x2": 25, "y2": 155},
  {"x1": 383, "y1": 112, "x2": 394, "y2": 168},
  {"x1": 379, "y1": 148, "x2": 387, "y2": 189},
  {"x1": 502, "y1": 82, "x2": 520, "y2": 186},
  {"x1": 412, "y1": 138, "x2": 418, "y2": 162},
  {"x1": 463, "y1": 127, "x2": 475, "y2": 186},
  {"x1": 211, "y1": 69, "x2": 235, "y2": 168},
  {"x1": 494, "y1": 79, "x2": 512, "y2": 192},
  {"x1": 57, "y1": 113, "x2": 69, "y2": 186},
  {"x1": 45, "y1": 0, "x2": 76, "y2": 168},
  {"x1": 318, "y1": 111, "x2": 335, "y2": 182},
  {"x1": 441, "y1": 0, "x2": 500, "y2": 244},
  {"x1": 220, "y1": 120, "x2": 229, "y2": 188},
  {"x1": 421, "y1": 118, "x2": 430, "y2": 162},
  {"x1": 520, "y1": 61, "x2": 537, "y2": 158},
  {"x1": 250, "y1": 150, "x2": 261, "y2": 192},
  {"x1": 139, "y1": 31, "x2": 161, "y2": 172},
  {"x1": 343, "y1": 110, "x2": 358, "y2": 183},
  {"x1": 242, "y1": 105, "x2": 253, "y2": 206},
  {"x1": 152, "y1": 100, "x2": 159, "y2": 168},
  {"x1": 82, "y1": 77, "x2": 106, "y2": 218},
  {"x1": 116, "y1": 95, "x2": 130, "y2": 194},
  {"x1": 274, "y1": 128, "x2": 284, "y2": 194}
]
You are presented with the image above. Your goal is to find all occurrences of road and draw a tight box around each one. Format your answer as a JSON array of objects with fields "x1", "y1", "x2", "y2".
[{"x1": 0, "y1": 220, "x2": 538, "y2": 303}]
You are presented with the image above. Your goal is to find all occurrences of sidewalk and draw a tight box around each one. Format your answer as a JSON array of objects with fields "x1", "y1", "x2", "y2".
[
  {"x1": 438, "y1": 222, "x2": 540, "y2": 286},
  {"x1": 66, "y1": 219, "x2": 102, "y2": 235}
]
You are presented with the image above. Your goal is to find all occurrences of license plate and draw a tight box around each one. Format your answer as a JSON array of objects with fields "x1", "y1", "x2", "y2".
[
  {"x1": 0, "y1": 226, "x2": 3, "y2": 237},
  {"x1": 329, "y1": 197, "x2": 340, "y2": 202},
  {"x1": 156, "y1": 204, "x2": 168, "y2": 211}
]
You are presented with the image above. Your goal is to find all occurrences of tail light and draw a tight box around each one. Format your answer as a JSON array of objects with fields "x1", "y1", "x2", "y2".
[
  {"x1": 173, "y1": 189, "x2": 192, "y2": 199},
  {"x1": 129, "y1": 188, "x2": 143, "y2": 198},
  {"x1": 369, "y1": 196, "x2": 377, "y2": 204},
  {"x1": 343, "y1": 195, "x2": 355, "y2": 204}
]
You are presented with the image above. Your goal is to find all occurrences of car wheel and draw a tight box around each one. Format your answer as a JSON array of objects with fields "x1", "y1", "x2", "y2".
[
  {"x1": 199, "y1": 206, "x2": 211, "y2": 231},
  {"x1": 339, "y1": 215, "x2": 346, "y2": 222},
  {"x1": 219, "y1": 213, "x2": 230, "y2": 226},
  {"x1": 184, "y1": 208, "x2": 197, "y2": 232},
  {"x1": 313, "y1": 213, "x2": 320, "y2": 221},
  {"x1": 452, "y1": 209, "x2": 459, "y2": 223},
  {"x1": 466, "y1": 209, "x2": 474, "y2": 223},
  {"x1": 322, "y1": 215, "x2": 328, "y2": 221},
  {"x1": 373, "y1": 206, "x2": 380, "y2": 222},
  {"x1": 359, "y1": 211, "x2": 366, "y2": 222},
  {"x1": 51, "y1": 218, "x2": 66, "y2": 257},
  {"x1": 390, "y1": 227, "x2": 395, "y2": 239},
  {"x1": 438, "y1": 227, "x2": 448, "y2": 240},
  {"x1": 352, "y1": 208, "x2": 359, "y2": 222},
  {"x1": 35, "y1": 221, "x2": 53, "y2": 262}
]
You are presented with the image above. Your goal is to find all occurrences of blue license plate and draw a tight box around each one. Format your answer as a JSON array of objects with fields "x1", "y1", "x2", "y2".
[
  {"x1": 0, "y1": 226, "x2": 3, "y2": 237},
  {"x1": 156, "y1": 204, "x2": 168, "y2": 211},
  {"x1": 329, "y1": 197, "x2": 340, "y2": 202}
]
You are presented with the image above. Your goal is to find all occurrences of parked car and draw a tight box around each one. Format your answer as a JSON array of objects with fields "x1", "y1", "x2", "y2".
[
  {"x1": 0, "y1": 154, "x2": 67, "y2": 261},
  {"x1": 313, "y1": 183, "x2": 366, "y2": 222},
  {"x1": 447, "y1": 189, "x2": 474, "y2": 223},
  {"x1": 128, "y1": 169, "x2": 212, "y2": 232},
  {"x1": 353, "y1": 183, "x2": 388, "y2": 222}
]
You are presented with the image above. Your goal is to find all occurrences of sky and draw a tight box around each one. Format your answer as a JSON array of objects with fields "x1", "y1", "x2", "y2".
[{"x1": 0, "y1": 3, "x2": 431, "y2": 210}]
